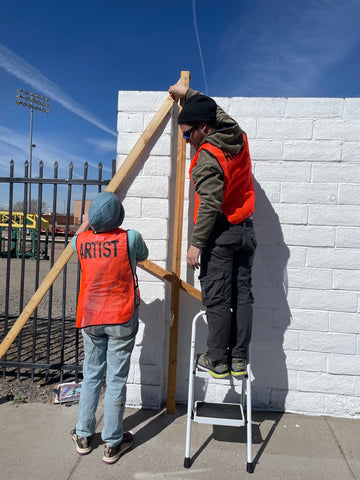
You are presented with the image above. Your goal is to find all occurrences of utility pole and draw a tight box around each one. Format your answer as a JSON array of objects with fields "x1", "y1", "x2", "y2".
[{"x1": 16, "y1": 89, "x2": 50, "y2": 212}]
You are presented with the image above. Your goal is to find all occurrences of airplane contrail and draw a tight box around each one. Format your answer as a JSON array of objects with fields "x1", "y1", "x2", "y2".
[
  {"x1": 0, "y1": 44, "x2": 116, "y2": 137},
  {"x1": 0, "y1": 124, "x2": 112, "y2": 175}
]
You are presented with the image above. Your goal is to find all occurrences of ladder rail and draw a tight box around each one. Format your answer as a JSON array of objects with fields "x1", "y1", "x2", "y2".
[
  {"x1": 246, "y1": 352, "x2": 253, "y2": 472},
  {"x1": 184, "y1": 310, "x2": 205, "y2": 465}
]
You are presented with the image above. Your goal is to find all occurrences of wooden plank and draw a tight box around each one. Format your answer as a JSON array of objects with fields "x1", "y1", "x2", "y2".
[
  {"x1": 166, "y1": 71, "x2": 190, "y2": 414},
  {"x1": 105, "y1": 95, "x2": 174, "y2": 193},
  {"x1": 179, "y1": 277, "x2": 201, "y2": 301},
  {"x1": 0, "y1": 93, "x2": 175, "y2": 360},
  {"x1": 138, "y1": 259, "x2": 201, "y2": 301}
]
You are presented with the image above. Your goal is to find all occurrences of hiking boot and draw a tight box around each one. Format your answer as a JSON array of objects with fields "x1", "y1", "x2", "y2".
[
  {"x1": 231, "y1": 358, "x2": 247, "y2": 377},
  {"x1": 70, "y1": 428, "x2": 92, "y2": 455},
  {"x1": 102, "y1": 431, "x2": 134, "y2": 464},
  {"x1": 196, "y1": 354, "x2": 230, "y2": 379}
]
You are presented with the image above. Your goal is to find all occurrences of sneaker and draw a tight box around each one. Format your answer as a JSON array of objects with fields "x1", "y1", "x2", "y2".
[
  {"x1": 70, "y1": 428, "x2": 92, "y2": 455},
  {"x1": 231, "y1": 358, "x2": 247, "y2": 376},
  {"x1": 196, "y1": 354, "x2": 230, "y2": 379},
  {"x1": 102, "y1": 431, "x2": 134, "y2": 464}
]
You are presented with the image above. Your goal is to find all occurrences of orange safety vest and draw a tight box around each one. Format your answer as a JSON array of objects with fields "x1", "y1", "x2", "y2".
[
  {"x1": 189, "y1": 135, "x2": 255, "y2": 224},
  {"x1": 75, "y1": 228, "x2": 137, "y2": 329}
]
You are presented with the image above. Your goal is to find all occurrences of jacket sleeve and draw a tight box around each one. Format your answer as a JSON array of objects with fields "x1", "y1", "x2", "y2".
[
  {"x1": 71, "y1": 235, "x2": 78, "y2": 252},
  {"x1": 135, "y1": 233, "x2": 149, "y2": 262},
  {"x1": 190, "y1": 150, "x2": 224, "y2": 248},
  {"x1": 127, "y1": 230, "x2": 149, "y2": 263}
]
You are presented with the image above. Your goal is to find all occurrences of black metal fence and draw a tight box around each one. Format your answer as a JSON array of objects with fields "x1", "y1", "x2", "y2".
[{"x1": 0, "y1": 159, "x2": 115, "y2": 383}]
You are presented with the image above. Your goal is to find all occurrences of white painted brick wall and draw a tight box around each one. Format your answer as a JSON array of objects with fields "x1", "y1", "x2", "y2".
[{"x1": 118, "y1": 90, "x2": 360, "y2": 418}]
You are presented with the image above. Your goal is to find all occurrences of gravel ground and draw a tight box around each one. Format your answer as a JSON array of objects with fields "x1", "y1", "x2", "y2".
[
  {"x1": 0, "y1": 376, "x2": 107, "y2": 405},
  {"x1": 0, "y1": 376, "x2": 59, "y2": 404}
]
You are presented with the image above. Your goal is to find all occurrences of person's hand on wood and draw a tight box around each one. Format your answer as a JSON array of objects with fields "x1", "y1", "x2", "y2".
[{"x1": 169, "y1": 82, "x2": 188, "y2": 103}]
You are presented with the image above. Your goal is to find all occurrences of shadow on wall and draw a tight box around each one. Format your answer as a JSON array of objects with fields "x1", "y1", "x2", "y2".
[
  {"x1": 127, "y1": 112, "x2": 290, "y2": 413},
  {"x1": 176, "y1": 176, "x2": 291, "y2": 412},
  {"x1": 122, "y1": 297, "x2": 181, "y2": 443},
  {"x1": 137, "y1": 298, "x2": 166, "y2": 409},
  {"x1": 251, "y1": 179, "x2": 290, "y2": 412}
]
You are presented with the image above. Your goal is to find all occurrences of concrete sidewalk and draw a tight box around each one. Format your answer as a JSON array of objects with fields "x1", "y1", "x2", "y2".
[{"x1": 0, "y1": 399, "x2": 359, "y2": 480}]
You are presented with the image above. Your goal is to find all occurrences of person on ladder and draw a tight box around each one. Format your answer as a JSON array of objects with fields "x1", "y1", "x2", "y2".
[{"x1": 169, "y1": 82, "x2": 257, "y2": 379}]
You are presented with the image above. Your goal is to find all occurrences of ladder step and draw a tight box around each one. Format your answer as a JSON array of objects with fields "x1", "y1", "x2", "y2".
[{"x1": 193, "y1": 401, "x2": 245, "y2": 427}]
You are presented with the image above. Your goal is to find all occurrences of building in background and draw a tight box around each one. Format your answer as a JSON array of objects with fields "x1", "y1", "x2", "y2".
[{"x1": 73, "y1": 200, "x2": 91, "y2": 225}]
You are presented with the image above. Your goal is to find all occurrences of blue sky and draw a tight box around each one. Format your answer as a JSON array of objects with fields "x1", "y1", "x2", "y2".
[{"x1": 0, "y1": 0, "x2": 359, "y2": 207}]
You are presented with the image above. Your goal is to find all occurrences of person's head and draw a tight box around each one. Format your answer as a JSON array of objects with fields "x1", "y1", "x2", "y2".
[
  {"x1": 178, "y1": 94, "x2": 217, "y2": 149},
  {"x1": 88, "y1": 192, "x2": 125, "y2": 233}
]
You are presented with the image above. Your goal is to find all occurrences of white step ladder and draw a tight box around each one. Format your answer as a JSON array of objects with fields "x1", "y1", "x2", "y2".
[{"x1": 184, "y1": 310, "x2": 254, "y2": 473}]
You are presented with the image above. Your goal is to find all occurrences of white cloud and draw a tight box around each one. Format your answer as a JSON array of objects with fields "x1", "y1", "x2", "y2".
[
  {"x1": 0, "y1": 125, "x2": 28, "y2": 154},
  {"x1": 86, "y1": 137, "x2": 117, "y2": 154},
  {"x1": 0, "y1": 125, "x2": 112, "y2": 178},
  {"x1": 0, "y1": 44, "x2": 116, "y2": 136}
]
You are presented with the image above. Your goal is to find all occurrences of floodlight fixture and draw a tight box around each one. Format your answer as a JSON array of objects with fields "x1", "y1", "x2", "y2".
[{"x1": 15, "y1": 89, "x2": 51, "y2": 212}]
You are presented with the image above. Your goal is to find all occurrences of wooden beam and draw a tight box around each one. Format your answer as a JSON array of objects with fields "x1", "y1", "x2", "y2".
[
  {"x1": 166, "y1": 70, "x2": 190, "y2": 414},
  {"x1": 105, "y1": 95, "x2": 174, "y2": 193},
  {"x1": 138, "y1": 259, "x2": 201, "y2": 301},
  {"x1": 0, "y1": 93, "x2": 175, "y2": 360}
]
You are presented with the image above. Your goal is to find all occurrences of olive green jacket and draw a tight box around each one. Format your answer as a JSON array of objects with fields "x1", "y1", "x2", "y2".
[{"x1": 185, "y1": 88, "x2": 245, "y2": 248}]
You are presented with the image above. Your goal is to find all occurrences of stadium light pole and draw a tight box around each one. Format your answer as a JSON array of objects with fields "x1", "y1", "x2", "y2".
[{"x1": 16, "y1": 89, "x2": 50, "y2": 212}]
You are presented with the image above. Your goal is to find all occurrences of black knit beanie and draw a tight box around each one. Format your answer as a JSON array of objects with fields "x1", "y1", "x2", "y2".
[{"x1": 178, "y1": 94, "x2": 217, "y2": 125}]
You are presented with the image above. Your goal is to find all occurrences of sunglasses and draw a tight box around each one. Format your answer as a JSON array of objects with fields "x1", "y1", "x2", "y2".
[{"x1": 182, "y1": 125, "x2": 198, "y2": 140}]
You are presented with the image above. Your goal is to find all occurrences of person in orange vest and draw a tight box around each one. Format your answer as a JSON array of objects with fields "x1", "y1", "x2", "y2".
[
  {"x1": 70, "y1": 191, "x2": 148, "y2": 464},
  {"x1": 169, "y1": 82, "x2": 257, "y2": 379}
]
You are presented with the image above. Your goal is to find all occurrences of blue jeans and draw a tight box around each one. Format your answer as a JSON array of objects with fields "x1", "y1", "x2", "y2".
[{"x1": 76, "y1": 312, "x2": 138, "y2": 446}]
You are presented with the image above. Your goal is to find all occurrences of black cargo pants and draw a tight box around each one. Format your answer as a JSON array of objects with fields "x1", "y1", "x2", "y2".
[{"x1": 199, "y1": 216, "x2": 256, "y2": 364}]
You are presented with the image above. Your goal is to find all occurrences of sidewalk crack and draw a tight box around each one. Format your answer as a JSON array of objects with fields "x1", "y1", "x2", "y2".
[{"x1": 324, "y1": 416, "x2": 357, "y2": 480}]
